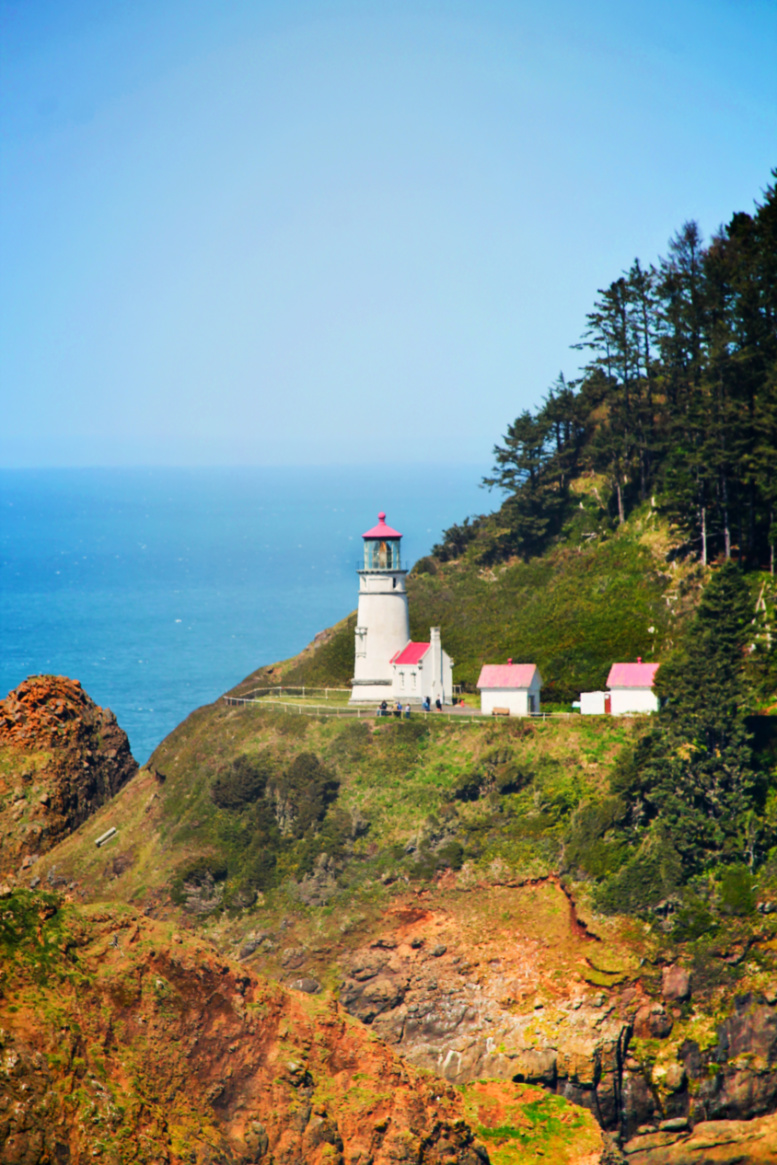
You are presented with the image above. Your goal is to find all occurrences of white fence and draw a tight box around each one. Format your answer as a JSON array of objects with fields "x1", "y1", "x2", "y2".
[{"x1": 222, "y1": 689, "x2": 580, "y2": 724}]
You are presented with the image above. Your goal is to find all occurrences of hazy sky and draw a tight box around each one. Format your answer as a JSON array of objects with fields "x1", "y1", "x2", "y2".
[{"x1": 1, "y1": 0, "x2": 775, "y2": 467}]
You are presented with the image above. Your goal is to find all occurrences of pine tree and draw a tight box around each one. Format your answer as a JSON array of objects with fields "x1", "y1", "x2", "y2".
[{"x1": 616, "y1": 565, "x2": 759, "y2": 873}]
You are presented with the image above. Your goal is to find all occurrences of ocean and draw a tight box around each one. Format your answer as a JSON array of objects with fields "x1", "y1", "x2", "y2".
[{"x1": 0, "y1": 466, "x2": 488, "y2": 763}]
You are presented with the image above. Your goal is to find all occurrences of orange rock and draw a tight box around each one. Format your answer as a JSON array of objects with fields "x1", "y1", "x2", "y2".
[{"x1": 0, "y1": 675, "x2": 137, "y2": 878}]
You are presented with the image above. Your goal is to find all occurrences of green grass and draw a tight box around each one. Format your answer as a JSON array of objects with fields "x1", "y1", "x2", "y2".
[
  {"x1": 458, "y1": 1082, "x2": 601, "y2": 1164},
  {"x1": 33, "y1": 703, "x2": 642, "y2": 941}
]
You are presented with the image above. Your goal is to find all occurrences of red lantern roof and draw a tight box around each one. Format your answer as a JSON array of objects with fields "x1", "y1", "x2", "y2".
[{"x1": 362, "y1": 511, "x2": 402, "y2": 539}]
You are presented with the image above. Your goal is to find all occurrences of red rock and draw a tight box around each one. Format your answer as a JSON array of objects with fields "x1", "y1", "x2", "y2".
[
  {"x1": 634, "y1": 1004, "x2": 674, "y2": 1039},
  {"x1": 0, "y1": 675, "x2": 137, "y2": 877},
  {"x1": 662, "y1": 964, "x2": 691, "y2": 1002}
]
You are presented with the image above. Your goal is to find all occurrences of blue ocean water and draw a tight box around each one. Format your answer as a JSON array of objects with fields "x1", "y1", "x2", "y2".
[{"x1": 0, "y1": 466, "x2": 489, "y2": 763}]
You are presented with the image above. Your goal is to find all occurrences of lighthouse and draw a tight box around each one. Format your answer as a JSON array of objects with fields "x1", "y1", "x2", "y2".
[{"x1": 349, "y1": 512, "x2": 410, "y2": 703}]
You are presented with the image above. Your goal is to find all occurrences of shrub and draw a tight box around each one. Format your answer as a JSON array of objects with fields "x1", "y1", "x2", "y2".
[
  {"x1": 436, "y1": 840, "x2": 465, "y2": 870},
  {"x1": 170, "y1": 856, "x2": 228, "y2": 905},
  {"x1": 412, "y1": 556, "x2": 438, "y2": 576},
  {"x1": 718, "y1": 865, "x2": 757, "y2": 916},
  {"x1": 594, "y1": 829, "x2": 683, "y2": 915},
  {"x1": 564, "y1": 796, "x2": 626, "y2": 878},
  {"x1": 210, "y1": 754, "x2": 271, "y2": 809},
  {"x1": 268, "y1": 752, "x2": 340, "y2": 838}
]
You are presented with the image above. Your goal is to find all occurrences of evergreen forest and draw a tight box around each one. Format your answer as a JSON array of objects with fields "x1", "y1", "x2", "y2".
[{"x1": 435, "y1": 170, "x2": 777, "y2": 572}]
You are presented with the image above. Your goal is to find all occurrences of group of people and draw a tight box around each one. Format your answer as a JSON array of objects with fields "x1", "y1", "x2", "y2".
[{"x1": 377, "y1": 696, "x2": 444, "y2": 718}]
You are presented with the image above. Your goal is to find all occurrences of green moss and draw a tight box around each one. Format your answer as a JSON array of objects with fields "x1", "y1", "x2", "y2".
[{"x1": 459, "y1": 1083, "x2": 598, "y2": 1165}]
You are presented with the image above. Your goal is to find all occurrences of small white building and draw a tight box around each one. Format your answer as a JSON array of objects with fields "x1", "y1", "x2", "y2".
[
  {"x1": 390, "y1": 627, "x2": 453, "y2": 705},
  {"x1": 605, "y1": 659, "x2": 660, "y2": 715},
  {"x1": 579, "y1": 690, "x2": 607, "y2": 716},
  {"x1": 477, "y1": 661, "x2": 542, "y2": 717}
]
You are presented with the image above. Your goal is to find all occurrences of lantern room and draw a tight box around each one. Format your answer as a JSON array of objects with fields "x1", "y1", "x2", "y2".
[{"x1": 362, "y1": 512, "x2": 402, "y2": 571}]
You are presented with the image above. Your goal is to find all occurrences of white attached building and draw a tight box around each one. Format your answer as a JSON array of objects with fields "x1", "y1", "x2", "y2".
[
  {"x1": 390, "y1": 628, "x2": 453, "y2": 705},
  {"x1": 477, "y1": 661, "x2": 542, "y2": 717},
  {"x1": 605, "y1": 659, "x2": 660, "y2": 715}
]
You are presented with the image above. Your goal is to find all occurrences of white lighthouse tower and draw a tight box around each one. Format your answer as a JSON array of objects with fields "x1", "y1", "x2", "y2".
[{"x1": 349, "y1": 512, "x2": 410, "y2": 703}]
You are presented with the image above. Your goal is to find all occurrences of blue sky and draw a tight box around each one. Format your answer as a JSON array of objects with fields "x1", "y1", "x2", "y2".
[{"x1": 1, "y1": 0, "x2": 775, "y2": 467}]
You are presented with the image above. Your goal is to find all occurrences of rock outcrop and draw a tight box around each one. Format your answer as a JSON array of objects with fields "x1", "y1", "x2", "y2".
[
  {"x1": 0, "y1": 675, "x2": 137, "y2": 878},
  {"x1": 622, "y1": 1111, "x2": 777, "y2": 1164}
]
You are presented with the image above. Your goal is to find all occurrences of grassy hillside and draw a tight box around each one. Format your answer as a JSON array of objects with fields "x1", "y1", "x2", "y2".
[
  {"x1": 407, "y1": 513, "x2": 683, "y2": 700},
  {"x1": 34, "y1": 705, "x2": 639, "y2": 918},
  {"x1": 33, "y1": 698, "x2": 777, "y2": 990}
]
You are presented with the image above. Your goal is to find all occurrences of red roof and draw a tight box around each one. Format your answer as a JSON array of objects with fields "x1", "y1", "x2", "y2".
[
  {"x1": 607, "y1": 661, "x2": 660, "y2": 689},
  {"x1": 477, "y1": 664, "x2": 541, "y2": 689},
  {"x1": 362, "y1": 511, "x2": 402, "y2": 540},
  {"x1": 391, "y1": 641, "x2": 430, "y2": 666}
]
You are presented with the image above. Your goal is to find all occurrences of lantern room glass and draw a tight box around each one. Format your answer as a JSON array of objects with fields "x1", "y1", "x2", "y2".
[{"x1": 363, "y1": 538, "x2": 401, "y2": 570}]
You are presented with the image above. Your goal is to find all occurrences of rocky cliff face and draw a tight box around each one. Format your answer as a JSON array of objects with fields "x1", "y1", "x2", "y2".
[
  {"x1": 328, "y1": 883, "x2": 777, "y2": 1162},
  {"x1": 0, "y1": 892, "x2": 605, "y2": 1165},
  {"x1": 0, "y1": 675, "x2": 137, "y2": 879}
]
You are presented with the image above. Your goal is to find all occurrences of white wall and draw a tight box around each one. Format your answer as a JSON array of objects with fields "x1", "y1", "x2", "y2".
[
  {"x1": 580, "y1": 691, "x2": 606, "y2": 715},
  {"x1": 610, "y1": 688, "x2": 659, "y2": 715},
  {"x1": 481, "y1": 688, "x2": 532, "y2": 716},
  {"x1": 427, "y1": 627, "x2": 453, "y2": 705}
]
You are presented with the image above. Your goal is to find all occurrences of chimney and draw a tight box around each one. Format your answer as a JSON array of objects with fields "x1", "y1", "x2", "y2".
[
  {"x1": 430, "y1": 628, "x2": 442, "y2": 699},
  {"x1": 508, "y1": 658, "x2": 512, "y2": 665},
  {"x1": 637, "y1": 656, "x2": 642, "y2": 663}
]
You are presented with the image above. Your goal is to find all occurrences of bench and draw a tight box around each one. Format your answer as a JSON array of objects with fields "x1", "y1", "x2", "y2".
[{"x1": 491, "y1": 706, "x2": 510, "y2": 717}]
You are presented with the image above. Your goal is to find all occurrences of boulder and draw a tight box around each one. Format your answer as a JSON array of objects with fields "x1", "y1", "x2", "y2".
[
  {"x1": 661, "y1": 965, "x2": 691, "y2": 1003},
  {"x1": 634, "y1": 1004, "x2": 674, "y2": 1040}
]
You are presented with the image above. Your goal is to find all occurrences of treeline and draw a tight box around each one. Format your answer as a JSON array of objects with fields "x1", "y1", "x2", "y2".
[{"x1": 435, "y1": 171, "x2": 777, "y2": 569}]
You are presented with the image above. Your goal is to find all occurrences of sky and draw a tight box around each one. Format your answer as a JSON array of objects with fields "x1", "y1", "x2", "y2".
[{"x1": 1, "y1": 0, "x2": 775, "y2": 468}]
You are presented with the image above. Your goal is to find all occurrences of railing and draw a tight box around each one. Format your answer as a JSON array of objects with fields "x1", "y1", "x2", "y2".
[
  {"x1": 221, "y1": 691, "x2": 587, "y2": 723},
  {"x1": 234, "y1": 685, "x2": 352, "y2": 701}
]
